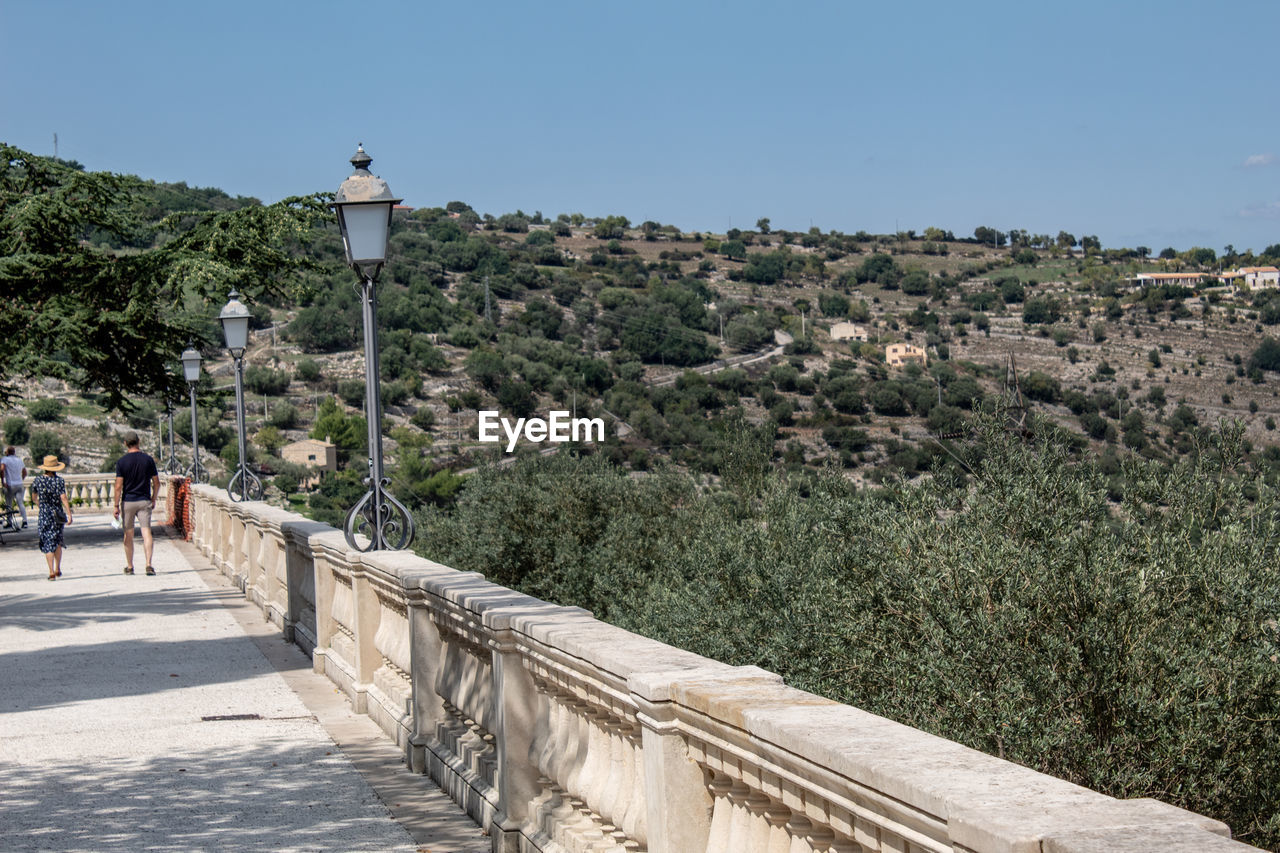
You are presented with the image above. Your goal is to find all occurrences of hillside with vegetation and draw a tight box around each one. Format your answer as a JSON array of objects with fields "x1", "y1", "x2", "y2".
[
  {"x1": 10, "y1": 146, "x2": 1280, "y2": 497},
  {"x1": 3, "y1": 147, "x2": 1278, "y2": 847}
]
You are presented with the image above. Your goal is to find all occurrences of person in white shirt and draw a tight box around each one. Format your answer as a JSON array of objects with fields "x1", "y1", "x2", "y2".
[{"x1": 2, "y1": 446, "x2": 28, "y2": 529}]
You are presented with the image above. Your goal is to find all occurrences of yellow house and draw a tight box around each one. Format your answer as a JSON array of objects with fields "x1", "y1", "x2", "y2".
[
  {"x1": 281, "y1": 438, "x2": 337, "y2": 473},
  {"x1": 885, "y1": 343, "x2": 927, "y2": 368}
]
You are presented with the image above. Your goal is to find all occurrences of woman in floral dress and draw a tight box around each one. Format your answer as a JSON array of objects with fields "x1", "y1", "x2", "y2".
[{"x1": 31, "y1": 455, "x2": 73, "y2": 580}]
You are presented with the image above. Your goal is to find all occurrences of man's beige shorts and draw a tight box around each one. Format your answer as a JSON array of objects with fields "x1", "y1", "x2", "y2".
[{"x1": 121, "y1": 500, "x2": 152, "y2": 529}]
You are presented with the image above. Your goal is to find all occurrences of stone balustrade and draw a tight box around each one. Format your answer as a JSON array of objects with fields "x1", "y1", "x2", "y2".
[
  {"x1": 186, "y1": 485, "x2": 1262, "y2": 853},
  {"x1": 20, "y1": 473, "x2": 172, "y2": 516}
]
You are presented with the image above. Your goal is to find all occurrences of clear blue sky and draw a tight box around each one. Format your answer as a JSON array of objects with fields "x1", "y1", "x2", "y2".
[{"x1": 3, "y1": 0, "x2": 1277, "y2": 253}]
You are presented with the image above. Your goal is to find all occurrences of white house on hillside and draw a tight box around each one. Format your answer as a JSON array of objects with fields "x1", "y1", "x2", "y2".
[
  {"x1": 1241, "y1": 266, "x2": 1280, "y2": 289},
  {"x1": 829, "y1": 322, "x2": 869, "y2": 342}
]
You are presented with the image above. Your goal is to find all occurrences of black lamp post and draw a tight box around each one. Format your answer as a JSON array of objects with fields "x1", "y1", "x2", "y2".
[
  {"x1": 162, "y1": 400, "x2": 182, "y2": 475},
  {"x1": 219, "y1": 290, "x2": 262, "y2": 502},
  {"x1": 331, "y1": 144, "x2": 413, "y2": 551},
  {"x1": 181, "y1": 345, "x2": 206, "y2": 484}
]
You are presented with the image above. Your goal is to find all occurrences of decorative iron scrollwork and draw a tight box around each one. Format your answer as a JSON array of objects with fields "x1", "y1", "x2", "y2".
[
  {"x1": 186, "y1": 458, "x2": 208, "y2": 485},
  {"x1": 227, "y1": 466, "x2": 264, "y2": 502},
  {"x1": 343, "y1": 477, "x2": 414, "y2": 551}
]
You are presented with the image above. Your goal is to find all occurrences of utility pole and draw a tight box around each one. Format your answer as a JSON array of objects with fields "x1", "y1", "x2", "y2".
[
  {"x1": 1004, "y1": 353, "x2": 1028, "y2": 434},
  {"x1": 53, "y1": 132, "x2": 58, "y2": 159},
  {"x1": 484, "y1": 276, "x2": 493, "y2": 325}
]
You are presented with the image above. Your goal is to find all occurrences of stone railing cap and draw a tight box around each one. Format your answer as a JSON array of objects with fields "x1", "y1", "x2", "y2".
[
  {"x1": 951, "y1": 796, "x2": 1241, "y2": 853},
  {"x1": 628, "y1": 663, "x2": 781, "y2": 702},
  {"x1": 1041, "y1": 824, "x2": 1257, "y2": 853}
]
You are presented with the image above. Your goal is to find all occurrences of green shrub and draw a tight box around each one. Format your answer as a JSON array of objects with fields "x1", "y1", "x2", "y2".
[
  {"x1": 4, "y1": 416, "x2": 29, "y2": 446},
  {"x1": 244, "y1": 365, "x2": 291, "y2": 396},
  {"x1": 337, "y1": 379, "x2": 366, "y2": 407},
  {"x1": 28, "y1": 430, "x2": 64, "y2": 463},
  {"x1": 269, "y1": 403, "x2": 300, "y2": 430},
  {"x1": 294, "y1": 358, "x2": 322, "y2": 383},
  {"x1": 420, "y1": 419, "x2": 1280, "y2": 848},
  {"x1": 220, "y1": 439, "x2": 259, "y2": 467},
  {"x1": 410, "y1": 407, "x2": 437, "y2": 431},
  {"x1": 26, "y1": 399, "x2": 64, "y2": 422},
  {"x1": 127, "y1": 402, "x2": 158, "y2": 429}
]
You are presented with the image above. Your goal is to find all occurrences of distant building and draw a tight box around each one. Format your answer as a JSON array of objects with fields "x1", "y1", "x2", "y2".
[
  {"x1": 886, "y1": 343, "x2": 927, "y2": 368},
  {"x1": 1241, "y1": 266, "x2": 1280, "y2": 289},
  {"x1": 281, "y1": 438, "x2": 337, "y2": 474},
  {"x1": 1130, "y1": 267, "x2": 1280, "y2": 291},
  {"x1": 829, "y1": 322, "x2": 869, "y2": 342},
  {"x1": 1131, "y1": 272, "x2": 1213, "y2": 288}
]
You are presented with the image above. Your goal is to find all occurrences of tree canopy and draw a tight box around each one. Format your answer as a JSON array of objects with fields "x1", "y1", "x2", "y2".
[{"x1": 0, "y1": 145, "x2": 328, "y2": 409}]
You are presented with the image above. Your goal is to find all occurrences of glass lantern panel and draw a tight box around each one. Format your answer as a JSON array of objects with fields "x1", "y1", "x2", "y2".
[
  {"x1": 340, "y1": 203, "x2": 391, "y2": 265},
  {"x1": 221, "y1": 315, "x2": 250, "y2": 352}
]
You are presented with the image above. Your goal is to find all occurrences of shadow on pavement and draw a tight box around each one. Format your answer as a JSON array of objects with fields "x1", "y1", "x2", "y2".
[
  {"x1": 0, "y1": 585, "x2": 239, "y2": 631},
  {"x1": 0, "y1": 634, "x2": 303, "y2": 714},
  {"x1": 0, "y1": 742, "x2": 419, "y2": 852},
  {"x1": 0, "y1": 518, "x2": 168, "y2": 550}
]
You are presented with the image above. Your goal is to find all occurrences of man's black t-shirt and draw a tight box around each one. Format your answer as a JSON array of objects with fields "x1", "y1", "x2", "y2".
[{"x1": 115, "y1": 452, "x2": 158, "y2": 502}]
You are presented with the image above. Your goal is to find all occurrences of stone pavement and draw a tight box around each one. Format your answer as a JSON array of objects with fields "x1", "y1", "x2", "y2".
[{"x1": 0, "y1": 516, "x2": 490, "y2": 853}]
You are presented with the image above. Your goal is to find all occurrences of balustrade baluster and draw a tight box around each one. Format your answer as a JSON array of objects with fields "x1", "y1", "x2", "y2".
[
  {"x1": 546, "y1": 690, "x2": 574, "y2": 787},
  {"x1": 786, "y1": 814, "x2": 815, "y2": 853},
  {"x1": 462, "y1": 716, "x2": 487, "y2": 776},
  {"x1": 563, "y1": 697, "x2": 592, "y2": 802},
  {"x1": 537, "y1": 688, "x2": 571, "y2": 839},
  {"x1": 550, "y1": 696, "x2": 585, "y2": 832},
  {"x1": 524, "y1": 677, "x2": 557, "y2": 835},
  {"x1": 600, "y1": 716, "x2": 627, "y2": 832},
  {"x1": 619, "y1": 724, "x2": 645, "y2": 846},
  {"x1": 571, "y1": 706, "x2": 613, "y2": 846},
  {"x1": 724, "y1": 781, "x2": 752, "y2": 852},
  {"x1": 581, "y1": 707, "x2": 612, "y2": 820},
  {"x1": 594, "y1": 716, "x2": 628, "y2": 850},
  {"x1": 747, "y1": 792, "x2": 773, "y2": 851},
  {"x1": 805, "y1": 825, "x2": 835, "y2": 853},
  {"x1": 535, "y1": 681, "x2": 563, "y2": 778},
  {"x1": 705, "y1": 773, "x2": 733, "y2": 853},
  {"x1": 764, "y1": 803, "x2": 792, "y2": 853},
  {"x1": 479, "y1": 729, "x2": 496, "y2": 783}
]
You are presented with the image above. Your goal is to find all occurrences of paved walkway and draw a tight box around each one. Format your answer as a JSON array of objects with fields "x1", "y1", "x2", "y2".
[{"x1": 0, "y1": 517, "x2": 489, "y2": 853}]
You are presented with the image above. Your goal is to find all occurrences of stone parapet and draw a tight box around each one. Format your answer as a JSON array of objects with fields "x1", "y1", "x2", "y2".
[
  {"x1": 23, "y1": 472, "x2": 173, "y2": 516},
  {"x1": 186, "y1": 485, "x2": 1263, "y2": 853}
]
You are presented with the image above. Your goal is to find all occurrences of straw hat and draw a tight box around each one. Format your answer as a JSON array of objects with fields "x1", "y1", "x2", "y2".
[{"x1": 38, "y1": 455, "x2": 66, "y2": 472}]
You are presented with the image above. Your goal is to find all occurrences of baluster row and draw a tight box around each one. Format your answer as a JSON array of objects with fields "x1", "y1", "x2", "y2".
[
  {"x1": 526, "y1": 673, "x2": 645, "y2": 852},
  {"x1": 704, "y1": 768, "x2": 892, "y2": 853}
]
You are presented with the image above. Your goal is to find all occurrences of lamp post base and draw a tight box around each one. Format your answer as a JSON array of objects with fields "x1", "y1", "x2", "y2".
[
  {"x1": 186, "y1": 460, "x2": 208, "y2": 485},
  {"x1": 228, "y1": 466, "x2": 264, "y2": 502},
  {"x1": 343, "y1": 483, "x2": 414, "y2": 551}
]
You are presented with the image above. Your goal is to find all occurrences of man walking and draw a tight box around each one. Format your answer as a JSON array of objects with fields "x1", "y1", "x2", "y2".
[
  {"x1": 113, "y1": 430, "x2": 160, "y2": 575},
  {"x1": 2, "y1": 446, "x2": 27, "y2": 529}
]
